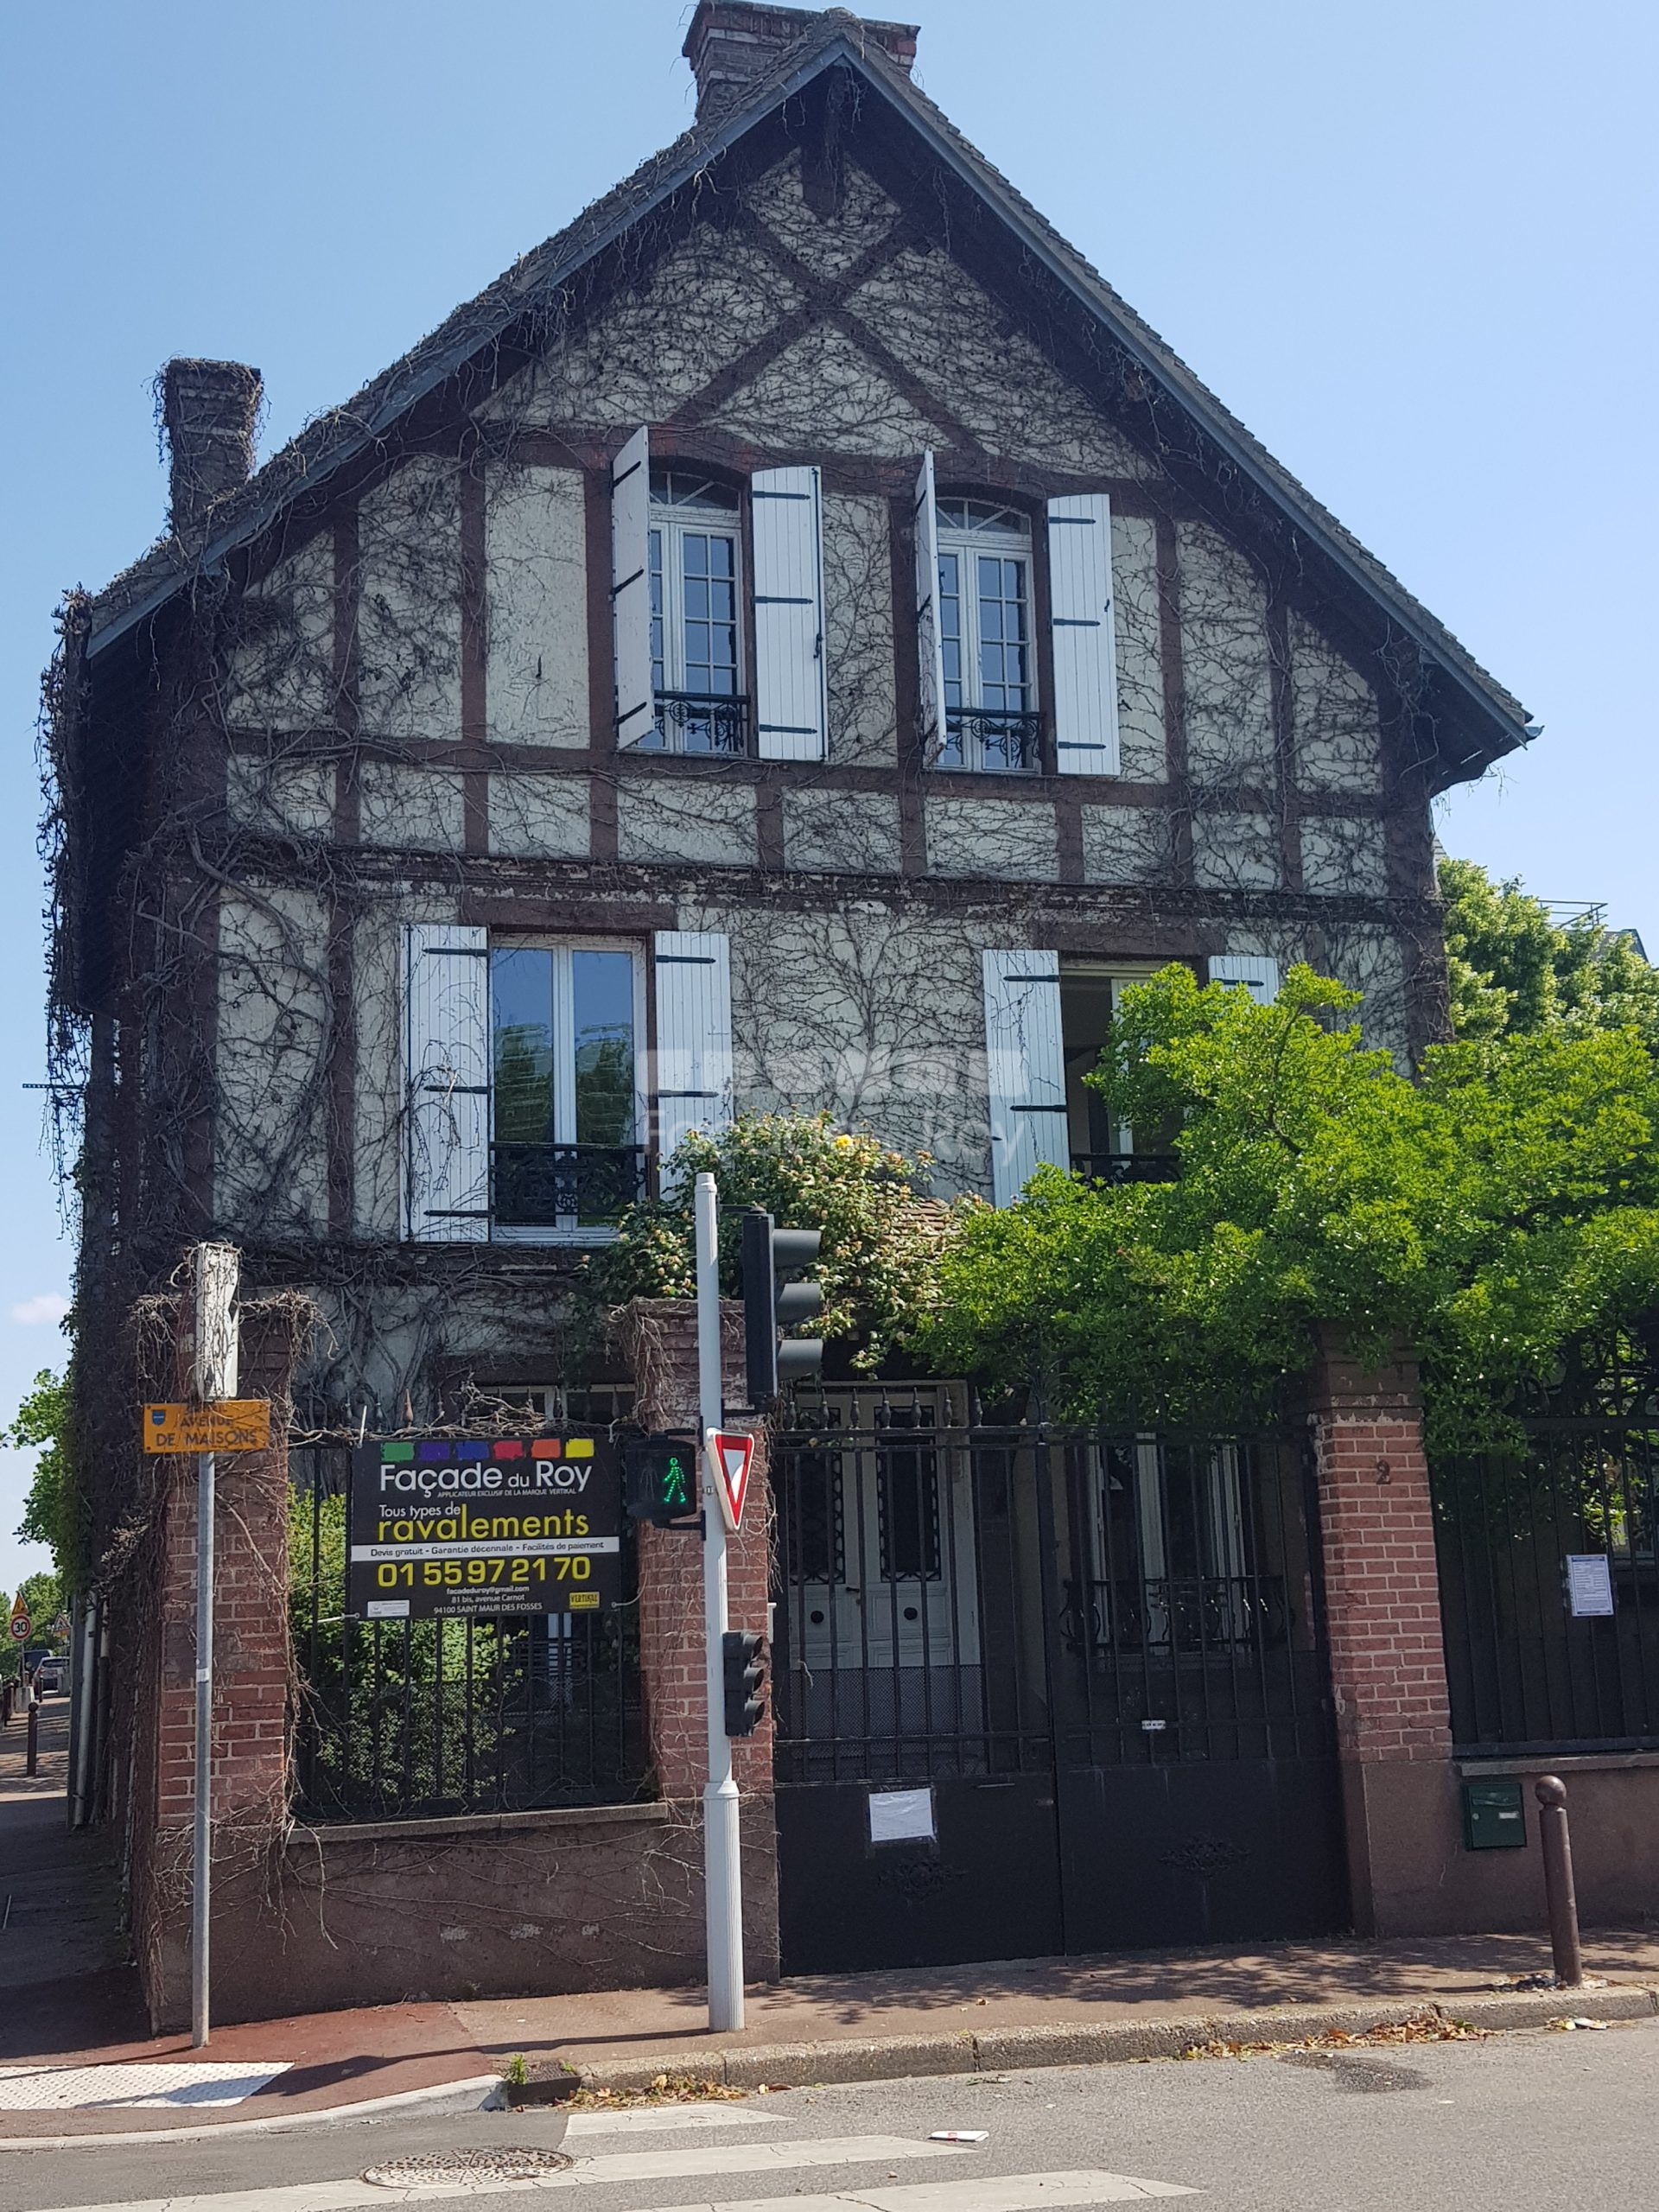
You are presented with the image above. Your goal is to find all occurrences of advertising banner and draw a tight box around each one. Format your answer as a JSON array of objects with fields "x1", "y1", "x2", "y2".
[{"x1": 347, "y1": 1434, "x2": 622, "y2": 1622}]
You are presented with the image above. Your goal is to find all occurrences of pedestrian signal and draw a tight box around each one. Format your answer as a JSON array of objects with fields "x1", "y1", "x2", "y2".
[{"x1": 624, "y1": 1434, "x2": 701, "y2": 1528}]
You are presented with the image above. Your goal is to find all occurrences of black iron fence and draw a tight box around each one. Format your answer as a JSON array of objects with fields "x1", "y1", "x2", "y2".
[
  {"x1": 940, "y1": 707, "x2": 1043, "y2": 772},
  {"x1": 771, "y1": 1394, "x2": 1332, "y2": 1785},
  {"x1": 1434, "y1": 1419, "x2": 1659, "y2": 1757},
  {"x1": 289, "y1": 1447, "x2": 645, "y2": 1824}
]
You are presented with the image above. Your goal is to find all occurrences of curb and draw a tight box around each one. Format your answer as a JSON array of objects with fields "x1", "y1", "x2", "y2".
[
  {"x1": 0, "y1": 2070, "x2": 503, "y2": 2154},
  {"x1": 574, "y1": 1984, "x2": 1659, "y2": 2093}
]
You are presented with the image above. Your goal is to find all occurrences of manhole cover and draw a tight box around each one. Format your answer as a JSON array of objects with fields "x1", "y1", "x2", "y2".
[
  {"x1": 362, "y1": 2147, "x2": 572, "y2": 2188},
  {"x1": 1281, "y1": 2051, "x2": 1429, "y2": 2094}
]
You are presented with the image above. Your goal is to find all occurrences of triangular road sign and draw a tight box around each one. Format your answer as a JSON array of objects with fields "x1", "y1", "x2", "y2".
[{"x1": 709, "y1": 1430, "x2": 755, "y2": 1532}]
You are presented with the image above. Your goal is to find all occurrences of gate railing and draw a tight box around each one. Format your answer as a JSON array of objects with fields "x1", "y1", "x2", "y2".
[
  {"x1": 289, "y1": 1446, "x2": 646, "y2": 1824},
  {"x1": 772, "y1": 1397, "x2": 1332, "y2": 1785},
  {"x1": 1433, "y1": 1419, "x2": 1659, "y2": 1757}
]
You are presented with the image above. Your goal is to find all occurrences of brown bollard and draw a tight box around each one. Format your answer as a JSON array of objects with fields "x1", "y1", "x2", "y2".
[
  {"x1": 24, "y1": 1700, "x2": 36, "y2": 1778},
  {"x1": 1535, "y1": 1775, "x2": 1584, "y2": 1988}
]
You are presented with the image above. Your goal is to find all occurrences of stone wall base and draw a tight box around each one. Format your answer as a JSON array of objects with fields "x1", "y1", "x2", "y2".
[
  {"x1": 145, "y1": 1796, "x2": 779, "y2": 2031},
  {"x1": 1344, "y1": 1754, "x2": 1659, "y2": 1937}
]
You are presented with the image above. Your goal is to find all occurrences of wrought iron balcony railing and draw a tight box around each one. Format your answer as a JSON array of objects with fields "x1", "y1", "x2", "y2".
[
  {"x1": 940, "y1": 707, "x2": 1043, "y2": 773},
  {"x1": 1060, "y1": 1574, "x2": 1290, "y2": 1658},
  {"x1": 1071, "y1": 1154, "x2": 1179, "y2": 1185},
  {"x1": 492, "y1": 1143, "x2": 648, "y2": 1230},
  {"x1": 652, "y1": 690, "x2": 749, "y2": 756}
]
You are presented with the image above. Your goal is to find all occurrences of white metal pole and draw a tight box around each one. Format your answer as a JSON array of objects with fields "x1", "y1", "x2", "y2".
[
  {"x1": 696, "y1": 1171, "x2": 744, "y2": 2032},
  {"x1": 191, "y1": 1451, "x2": 215, "y2": 2049}
]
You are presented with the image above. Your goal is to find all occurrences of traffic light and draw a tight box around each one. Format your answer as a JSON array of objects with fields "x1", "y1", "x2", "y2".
[
  {"x1": 624, "y1": 1433, "x2": 700, "y2": 1527},
  {"x1": 741, "y1": 1207, "x2": 824, "y2": 1408},
  {"x1": 721, "y1": 1630, "x2": 766, "y2": 1738}
]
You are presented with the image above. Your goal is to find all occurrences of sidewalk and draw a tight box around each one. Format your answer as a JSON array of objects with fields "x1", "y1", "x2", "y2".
[
  {"x1": 3, "y1": 1916, "x2": 1656, "y2": 2138},
  {"x1": 3, "y1": 1708, "x2": 1657, "y2": 2137}
]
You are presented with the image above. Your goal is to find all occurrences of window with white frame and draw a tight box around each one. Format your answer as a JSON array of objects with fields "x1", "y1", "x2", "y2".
[
  {"x1": 937, "y1": 499, "x2": 1039, "y2": 772},
  {"x1": 490, "y1": 943, "x2": 645, "y2": 1234},
  {"x1": 645, "y1": 470, "x2": 745, "y2": 753}
]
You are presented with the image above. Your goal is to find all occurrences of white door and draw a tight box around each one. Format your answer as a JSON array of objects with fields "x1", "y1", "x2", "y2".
[{"x1": 793, "y1": 1400, "x2": 980, "y2": 1672}]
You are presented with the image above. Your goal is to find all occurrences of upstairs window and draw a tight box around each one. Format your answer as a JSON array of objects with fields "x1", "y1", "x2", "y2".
[
  {"x1": 491, "y1": 943, "x2": 645, "y2": 1236},
  {"x1": 936, "y1": 499, "x2": 1039, "y2": 773},
  {"x1": 645, "y1": 471, "x2": 746, "y2": 755}
]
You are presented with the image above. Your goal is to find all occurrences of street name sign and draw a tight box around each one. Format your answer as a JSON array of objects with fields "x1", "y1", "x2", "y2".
[
  {"x1": 346, "y1": 1435, "x2": 623, "y2": 1621},
  {"x1": 143, "y1": 1402, "x2": 271, "y2": 1454}
]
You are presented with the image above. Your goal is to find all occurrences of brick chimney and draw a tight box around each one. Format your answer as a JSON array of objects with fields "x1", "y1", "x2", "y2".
[
  {"x1": 683, "y1": 3, "x2": 918, "y2": 125},
  {"x1": 160, "y1": 358, "x2": 263, "y2": 544}
]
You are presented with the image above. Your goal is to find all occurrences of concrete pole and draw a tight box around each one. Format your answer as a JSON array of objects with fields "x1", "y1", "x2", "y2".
[
  {"x1": 1535, "y1": 1774, "x2": 1584, "y2": 1989},
  {"x1": 192, "y1": 1451, "x2": 216, "y2": 2048},
  {"x1": 696, "y1": 1171, "x2": 744, "y2": 2032}
]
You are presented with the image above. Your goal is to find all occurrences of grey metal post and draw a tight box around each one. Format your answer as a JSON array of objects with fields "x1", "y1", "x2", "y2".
[
  {"x1": 1535, "y1": 1774, "x2": 1584, "y2": 1988},
  {"x1": 192, "y1": 1450, "x2": 215, "y2": 2047},
  {"x1": 696, "y1": 1171, "x2": 744, "y2": 2032}
]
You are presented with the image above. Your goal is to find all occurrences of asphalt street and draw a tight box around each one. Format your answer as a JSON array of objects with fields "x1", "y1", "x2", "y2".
[{"x1": 3, "y1": 2018, "x2": 1654, "y2": 2212}]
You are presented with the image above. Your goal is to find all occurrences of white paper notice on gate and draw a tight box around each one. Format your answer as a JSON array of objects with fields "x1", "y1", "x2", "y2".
[
  {"x1": 1566, "y1": 1553, "x2": 1615, "y2": 1618},
  {"x1": 869, "y1": 1785, "x2": 936, "y2": 1845}
]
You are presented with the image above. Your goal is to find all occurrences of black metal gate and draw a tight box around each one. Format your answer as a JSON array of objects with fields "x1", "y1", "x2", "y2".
[{"x1": 772, "y1": 1390, "x2": 1347, "y2": 1973}]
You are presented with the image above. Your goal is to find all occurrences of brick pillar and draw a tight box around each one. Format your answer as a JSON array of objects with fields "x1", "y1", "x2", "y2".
[
  {"x1": 137, "y1": 1308, "x2": 302, "y2": 2031},
  {"x1": 1304, "y1": 1332, "x2": 1463, "y2": 1935},
  {"x1": 612, "y1": 1297, "x2": 779, "y2": 1980}
]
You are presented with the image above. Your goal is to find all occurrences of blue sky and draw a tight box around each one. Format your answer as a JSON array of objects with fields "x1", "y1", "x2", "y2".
[{"x1": 0, "y1": 0, "x2": 1652, "y2": 1595}]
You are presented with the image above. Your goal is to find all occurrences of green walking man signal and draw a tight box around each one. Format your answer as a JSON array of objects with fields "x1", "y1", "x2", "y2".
[{"x1": 625, "y1": 1434, "x2": 701, "y2": 1528}]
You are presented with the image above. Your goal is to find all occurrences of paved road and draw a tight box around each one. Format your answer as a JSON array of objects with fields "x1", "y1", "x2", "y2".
[{"x1": 3, "y1": 2018, "x2": 1652, "y2": 2212}]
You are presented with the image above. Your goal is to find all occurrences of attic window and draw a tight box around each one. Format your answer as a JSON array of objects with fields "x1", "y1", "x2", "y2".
[
  {"x1": 936, "y1": 499, "x2": 1039, "y2": 773},
  {"x1": 646, "y1": 470, "x2": 747, "y2": 754}
]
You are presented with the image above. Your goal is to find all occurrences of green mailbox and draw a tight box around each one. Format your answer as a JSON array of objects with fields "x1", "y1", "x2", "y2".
[{"x1": 1463, "y1": 1779, "x2": 1527, "y2": 1850}]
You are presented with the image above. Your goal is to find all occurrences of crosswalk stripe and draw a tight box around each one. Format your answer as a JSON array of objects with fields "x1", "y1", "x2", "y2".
[
  {"x1": 42, "y1": 2130, "x2": 978, "y2": 2212},
  {"x1": 648, "y1": 2174, "x2": 1198, "y2": 2210},
  {"x1": 563, "y1": 2105, "x2": 780, "y2": 2137}
]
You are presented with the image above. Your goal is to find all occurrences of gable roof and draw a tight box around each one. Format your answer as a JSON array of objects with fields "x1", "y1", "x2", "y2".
[{"x1": 84, "y1": 8, "x2": 1531, "y2": 781}]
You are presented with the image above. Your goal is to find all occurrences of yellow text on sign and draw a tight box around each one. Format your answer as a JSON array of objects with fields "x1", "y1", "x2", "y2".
[{"x1": 142, "y1": 1402, "x2": 272, "y2": 1455}]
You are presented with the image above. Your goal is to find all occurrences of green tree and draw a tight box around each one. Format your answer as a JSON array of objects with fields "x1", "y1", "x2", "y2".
[
  {"x1": 588, "y1": 1112, "x2": 940, "y2": 1371},
  {"x1": 4, "y1": 1369, "x2": 80, "y2": 1590},
  {"x1": 1440, "y1": 855, "x2": 1659, "y2": 1046},
  {"x1": 922, "y1": 963, "x2": 1659, "y2": 1450}
]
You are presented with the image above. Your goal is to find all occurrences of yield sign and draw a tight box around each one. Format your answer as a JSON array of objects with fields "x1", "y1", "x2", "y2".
[{"x1": 709, "y1": 1430, "x2": 755, "y2": 1532}]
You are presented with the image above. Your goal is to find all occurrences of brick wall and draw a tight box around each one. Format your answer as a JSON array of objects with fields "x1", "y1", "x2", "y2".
[{"x1": 1302, "y1": 1334, "x2": 1458, "y2": 1934}]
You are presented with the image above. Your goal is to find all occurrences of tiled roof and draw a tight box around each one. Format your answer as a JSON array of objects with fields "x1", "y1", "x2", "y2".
[{"x1": 85, "y1": 10, "x2": 1529, "y2": 765}]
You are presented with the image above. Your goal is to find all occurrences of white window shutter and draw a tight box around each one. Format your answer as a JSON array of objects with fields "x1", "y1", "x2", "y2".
[
  {"x1": 982, "y1": 949, "x2": 1070, "y2": 1207},
  {"x1": 611, "y1": 425, "x2": 653, "y2": 748},
  {"x1": 653, "y1": 931, "x2": 734, "y2": 1171},
  {"x1": 1047, "y1": 493, "x2": 1119, "y2": 776},
  {"x1": 752, "y1": 466, "x2": 826, "y2": 761},
  {"x1": 1211, "y1": 953, "x2": 1281, "y2": 1005},
  {"x1": 914, "y1": 450, "x2": 948, "y2": 758},
  {"x1": 404, "y1": 923, "x2": 490, "y2": 1243}
]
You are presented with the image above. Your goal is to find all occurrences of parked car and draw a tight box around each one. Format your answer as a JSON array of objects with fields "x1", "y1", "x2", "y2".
[{"x1": 32, "y1": 1662, "x2": 63, "y2": 1695}]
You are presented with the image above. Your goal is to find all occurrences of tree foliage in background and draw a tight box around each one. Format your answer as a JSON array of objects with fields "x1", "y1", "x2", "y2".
[
  {"x1": 921, "y1": 963, "x2": 1659, "y2": 1450},
  {"x1": 1440, "y1": 855, "x2": 1659, "y2": 1048},
  {"x1": 4, "y1": 1367, "x2": 81, "y2": 1591},
  {"x1": 588, "y1": 1112, "x2": 941, "y2": 1371}
]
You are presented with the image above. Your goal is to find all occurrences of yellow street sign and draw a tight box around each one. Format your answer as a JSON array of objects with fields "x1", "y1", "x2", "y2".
[{"x1": 142, "y1": 1402, "x2": 272, "y2": 1455}]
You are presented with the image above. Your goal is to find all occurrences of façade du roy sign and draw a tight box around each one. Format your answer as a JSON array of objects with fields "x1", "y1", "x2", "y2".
[{"x1": 348, "y1": 1435, "x2": 621, "y2": 1622}]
